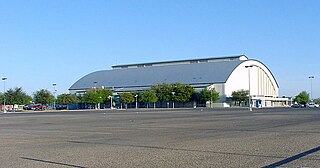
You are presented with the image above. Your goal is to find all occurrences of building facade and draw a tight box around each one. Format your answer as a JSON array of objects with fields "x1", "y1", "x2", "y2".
[{"x1": 69, "y1": 55, "x2": 288, "y2": 108}]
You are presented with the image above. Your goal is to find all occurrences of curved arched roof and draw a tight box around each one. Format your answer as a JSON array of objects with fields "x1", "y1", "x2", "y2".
[
  {"x1": 69, "y1": 60, "x2": 246, "y2": 91},
  {"x1": 227, "y1": 59, "x2": 279, "y2": 88}
]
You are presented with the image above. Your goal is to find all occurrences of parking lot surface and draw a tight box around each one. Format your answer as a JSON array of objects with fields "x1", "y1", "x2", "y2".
[{"x1": 0, "y1": 108, "x2": 319, "y2": 167}]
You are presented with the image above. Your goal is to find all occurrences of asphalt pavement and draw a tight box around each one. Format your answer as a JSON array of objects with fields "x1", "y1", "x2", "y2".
[{"x1": 0, "y1": 107, "x2": 319, "y2": 167}]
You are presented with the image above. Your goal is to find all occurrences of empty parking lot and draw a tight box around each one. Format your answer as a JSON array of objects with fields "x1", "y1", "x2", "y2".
[{"x1": 0, "y1": 108, "x2": 319, "y2": 167}]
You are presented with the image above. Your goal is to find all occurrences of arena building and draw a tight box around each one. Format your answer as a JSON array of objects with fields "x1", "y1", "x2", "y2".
[{"x1": 69, "y1": 55, "x2": 289, "y2": 108}]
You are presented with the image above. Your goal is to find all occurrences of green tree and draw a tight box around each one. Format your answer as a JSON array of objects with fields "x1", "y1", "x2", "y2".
[
  {"x1": 200, "y1": 88, "x2": 211, "y2": 102},
  {"x1": 174, "y1": 83, "x2": 195, "y2": 108},
  {"x1": 2, "y1": 87, "x2": 32, "y2": 105},
  {"x1": 294, "y1": 91, "x2": 310, "y2": 104},
  {"x1": 140, "y1": 90, "x2": 158, "y2": 108},
  {"x1": 152, "y1": 83, "x2": 195, "y2": 107},
  {"x1": 82, "y1": 88, "x2": 112, "y2": 109},
  {"x1": 152, "y1": 83, "x2": 172, "y2": 102},
  {"x1": 33, "y1": 89, "x2": 54, "y2": 105},
  {"x1": 57, "y1": 94, "x2": 78, "y2": 105},
  {"x1": 231, "y1": 89, "x2": 249, "y2": 106},
  {"x1": 199, "y1": 88, "x2": 220, "y2": 107},
  {"x1": 172, "y1": 83, "x2": 195, "y2": 103},
  {"x1": 96, "y1": 88, "x2": 113, "y2": 104},
  {"x1": 82, "y1": 89, "x2": 100, "y2": 109},
  {"x1": 119, "y1": 92, "x2": 135, "y2": 109}
]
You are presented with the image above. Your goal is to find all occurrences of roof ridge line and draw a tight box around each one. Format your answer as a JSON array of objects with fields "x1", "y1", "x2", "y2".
[{"x1": 112, "y1": 55, "x2": 248, "y2": 69}]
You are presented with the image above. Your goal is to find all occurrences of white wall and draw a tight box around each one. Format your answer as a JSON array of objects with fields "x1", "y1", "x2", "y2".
[{"x1": 225, "y1": 60, "x2": 279, "y2": 98}]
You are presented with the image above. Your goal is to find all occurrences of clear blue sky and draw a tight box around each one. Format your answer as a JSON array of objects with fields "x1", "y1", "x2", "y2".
[{"x1": 0, "y1": 0, "x2": 319, "y2": 98}]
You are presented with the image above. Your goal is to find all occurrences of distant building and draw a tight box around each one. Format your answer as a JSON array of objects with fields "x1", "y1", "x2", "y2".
[{"x1": 69, "y1": 55, "x2": 288, "y2": 107}]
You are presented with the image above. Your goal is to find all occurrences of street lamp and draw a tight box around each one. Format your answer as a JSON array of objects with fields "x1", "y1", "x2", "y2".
[
  {"x1": 208, "y1": 86, "x2": 213, "y2": 108},
  {"x1": 52, "y1": 83, "x2": 57, "y2": 110},
  {"x1": 245, "y1": 65, "x2": 253, "y2": 111},
  {"x1": 135, "y1": 95, "x2": 138, "y2": 109},
  {"x1": 171, "y1": 92, "x2": 175, "y2": 108},
  {"x1": 108, "y1": 95, "x2": 113, "y2": 109},
  {"x1": 93, "y1": 82, "x2": 98, "y2": 109},
  {"x1": 93, "y1": 81, "x2": 97, "y2": 92},
  {"x1": 309, "y1": 76, "x2": 314, "y2": 101},
  {"x1": 2, "y1": 77, "x2": 7, "y2": 113}
]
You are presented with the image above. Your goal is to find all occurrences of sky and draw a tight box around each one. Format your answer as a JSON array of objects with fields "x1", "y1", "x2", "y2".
[{"x1": 0, "y1": 0, "x2": 319, "y2": 98}]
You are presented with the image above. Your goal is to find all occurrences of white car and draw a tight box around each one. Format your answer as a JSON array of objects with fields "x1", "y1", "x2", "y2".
[{"x1": 306, "y1": 102, "x2": 319, "y2": 108}]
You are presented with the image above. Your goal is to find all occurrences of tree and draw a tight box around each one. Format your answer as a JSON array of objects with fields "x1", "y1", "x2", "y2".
[
  {"x1": 82, "y1": 89, "x2": 99, "y2": 105},
  {"x1": 33, "y1": 89, "x2": 54, "y2": 105},
  {"x1": 199, "y1": 88, "x2": 220, "y2": 107},
  {"x1": 294, "y1": 91, "x2": 310, "y2": 104},
  {"x1": 119, "y1": 92, "x2": 135, "y2": 109},
  {"x1": 1, "y1": 87, "x2": 32, "y2": 105},
  {"x1": 172, "y1": 83, "x2": 195, "y2": 103},
  {"x1": 96, "y1": 88, "x2": 113, "y2": 104},
  {"x1": 152, "y1": 83, "x2": 195, "y2": 107},
  {"x1": 152, "y1": 83, "x2": 172, "y2": 102},
  {"x1": 231, "y1": 89, "x2": 249, "y2": 106},
  {"x1": 140, "y1": 90, "x2": 158, "y2": 108},
  {"x1": 57, "y1": 94, "x2": 78, "y2": 105},
  {"x1": 82, "y1": 88, "x2": 112, "y2": 109},
  {"x1": 152, "y1": 83, "x2": 173, "y2": 108}
]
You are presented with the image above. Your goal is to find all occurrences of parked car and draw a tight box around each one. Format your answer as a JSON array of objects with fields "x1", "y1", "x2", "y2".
[
  {"x1": 55, "y1": 104, "x2": 67, "y2": 110},
  {"x1": 306, "y1": 102, "x2": 319, "y2": 108},
  {"x1": 34, "y1": 104, "x2": 46, "y2": 111},
  {"x1": 23, "y1": 105, "x2": 36, "y2": 110},
  {"x1": 299, "y1": 102, "x2": 306, "y2": 108},
  {"x1": 291, "y1": 104, "x2": 301, "y2": 108},
  {"x1": 291, "y1": 103, "x2": 309, "y2": 108}
]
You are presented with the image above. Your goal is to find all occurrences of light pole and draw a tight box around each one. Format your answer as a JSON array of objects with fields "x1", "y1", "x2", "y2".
[
  {"x1": 245, "y1": 65, "x2": 253, "y2": 111},
  {"x1": 52, "y1": 83, "x2": 57, "y2": 110},
  {"x1": 309, "y1": 76, "x2": 314, "y2": 101},
  {"x1": 171, "y1": 92, "x2": 175, "y2": 108},
  {"x1": 93, "y1": 81, "x2": 97, "y2": 91},
  {"x1": 108, "y1": 95, "x2": 113, "y2": 109},
  {"x1": 210, "y1": 96, "x2": 212, "y2": 108},
  {"x1": 2, "y1": 77, "x2": 7, "y2": 113},
  {"x1": 135, "y1": 95, "x2": 138, "y2": 109},
  {"x1": 93, "y1": 81, "x2": 98, "y2": 109}
]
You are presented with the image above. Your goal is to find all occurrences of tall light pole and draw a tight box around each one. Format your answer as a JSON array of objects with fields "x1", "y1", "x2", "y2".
[
  {"x1": 93, "y1": 81, "x2": 97, "y2": 91},
  {"x1": 135, "y1": 95, "x2": 138, "y2": 109},
  {"x1": 52, "y1": 83, "x2": 57, "y2": 110},
  {"x1": 245, "y1": 65, "x2": 253, "y2": 111},
  {"x1": 210, "y1": 88, "x2": 213, "y2": 108},
  {"x1": 309, "y1": 76, "x2": 314, "y2": 101},
  {"x1": 93, "y1": 81, "x2": 98, "y2": 109},
  {"x1": 171, "y1": 92, "x2": 175, "y2": 108},
  {"x1": 108, "y1": 95, "x2": 113, "y2": 109},
  {"x1": 2, "y1": 77, "x2": 7, "y2": 113}
]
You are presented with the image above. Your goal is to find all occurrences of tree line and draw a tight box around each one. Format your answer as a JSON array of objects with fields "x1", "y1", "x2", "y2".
[
  {"x1": 2, "y1": 84, "x2": 312, "y2": 109},
  {"x1": 77, "y1": 83, "x2": 221, "y2": 109},
  {"x1": 0, "y1": 83, "x2": 221, "y2": 109},
  {"x1": 0, "y1": 88, "x2": 77, "y2": 106}
]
